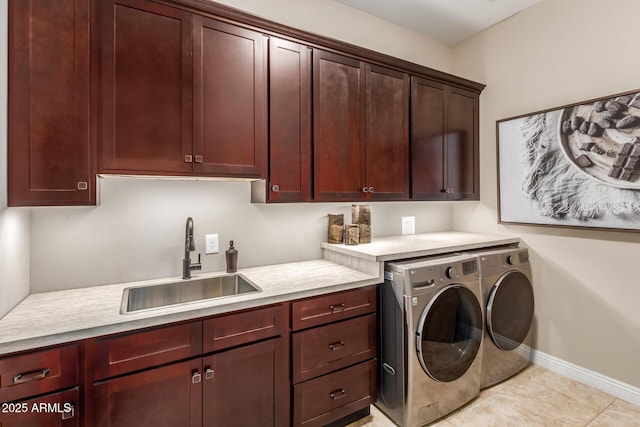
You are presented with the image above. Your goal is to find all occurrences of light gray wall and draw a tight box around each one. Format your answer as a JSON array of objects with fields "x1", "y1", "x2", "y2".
[
  {"x1": 30, "y1": 178, "x2": 452, "y2": 291},
  {"x1": 452, "y1": 0, "x2": 640, "y2": 387},
  {"x1": 0, "y1": 0, "x2": 31, "y2": 318}
]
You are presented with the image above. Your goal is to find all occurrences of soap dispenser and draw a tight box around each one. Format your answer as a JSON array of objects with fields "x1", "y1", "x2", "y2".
[{"x1": 226, "y1": 241, "x2": 238, "y2": 273}]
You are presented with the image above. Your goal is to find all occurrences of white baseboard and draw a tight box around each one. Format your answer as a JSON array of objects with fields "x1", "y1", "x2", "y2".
[{"x1": 531, "y1": 349, "x2": 640, "y2": 407}]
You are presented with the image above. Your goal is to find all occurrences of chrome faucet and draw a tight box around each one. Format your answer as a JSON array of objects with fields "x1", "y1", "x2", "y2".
[{"x1": 182, "y1": 217, "x2": 202, "y2": 279}]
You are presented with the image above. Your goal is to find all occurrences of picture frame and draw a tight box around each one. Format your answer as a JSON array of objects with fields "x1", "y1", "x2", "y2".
[{"x1": 497, "y1": 89, "x2": 640, "y2": 232}]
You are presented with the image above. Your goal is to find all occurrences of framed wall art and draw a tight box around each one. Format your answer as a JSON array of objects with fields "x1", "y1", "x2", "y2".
[{"x1": 497, "y1": 89, "x2": 640, "y2": 232}]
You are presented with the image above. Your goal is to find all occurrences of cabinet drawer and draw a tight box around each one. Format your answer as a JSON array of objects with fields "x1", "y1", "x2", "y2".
[
  {"x1": 293, "y1": 359, "x2": 376, "y2": 427},
  {"x1": 0, "y1": 387, "x2": 79, "y2": 426},
  {"x1": 90, "y1": 321, "x2": 202, "y2": 381},
  {"x1": 203, "y1": 304, "x2": 286, "y2": 353},
  {"x1": 291, "y1": 286, "x2": 376, "y2": 331},
  {"x1": 0, "y1": 345, "x2": 78, "y2": 403},
  {"x1": 292, "y1": 314, "x2": 376, "y2": 383}
]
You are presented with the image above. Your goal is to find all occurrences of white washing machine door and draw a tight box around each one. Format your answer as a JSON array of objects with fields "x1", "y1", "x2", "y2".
[
  {"x1": 416, "y1": 284, "x2": 483, "y2": 383},
  {"x1": 487, "y1": 270, "x2": 535, "y2": 351}
]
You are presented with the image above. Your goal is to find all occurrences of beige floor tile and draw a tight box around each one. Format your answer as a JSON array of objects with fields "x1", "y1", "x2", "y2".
[
  {"x1": 346, "y1": 366, "x2": 639, "y2": 427},
  {"x1": 586, "y1": 399, "x2": 640, "y2": 427},
  {"x1": 446, "y1": 365, "x2": 614, "y2": 427}
]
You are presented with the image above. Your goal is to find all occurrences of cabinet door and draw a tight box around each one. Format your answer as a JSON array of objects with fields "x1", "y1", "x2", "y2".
[
  {"x1": 268, "y1": 37, "x2": 312, "y2": 202},
  {"x1": 192, "y1": 16, "x2": 267, "y2": 178},
  {"x1": 446, "y1": 87, "x2": 479, "y2": 200},
  {"x1": 202, "y1": 338, "x2": 289, "y2": 427},
  {"x1": 99, "y1": 0, "x2": 193, "y2": 174},
  {"x1": 92, "y1": 359, "x2": 202, "y2": 427},
  {"x1": 313, "y1": 50, "x2": 366, "y2": 201},
  {"x1": 410, "y1": 76, "x2": 447, "y2": 200},
  {"x1": 0, "y1": 388, "x2": 79, "y2": 427},
  {"x1": 8, "y1": 0, "x2": 93, "y2": 206},
  {"x1": 364, "y1": 64, "x2": 409, "y2": 200}
]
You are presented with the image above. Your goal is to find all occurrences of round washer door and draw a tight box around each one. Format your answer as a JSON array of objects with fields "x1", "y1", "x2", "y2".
[
  {"x1": 487, "y1": 270, "x2": 534, "y2": 351},
  {"x1": 416, "y1": 284, "x2": 483, "y2": 383}
]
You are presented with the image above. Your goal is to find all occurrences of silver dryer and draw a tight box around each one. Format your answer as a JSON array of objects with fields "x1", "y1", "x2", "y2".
[{"x1": 472, "y1": 247, "x2": 534, "y2": 388}]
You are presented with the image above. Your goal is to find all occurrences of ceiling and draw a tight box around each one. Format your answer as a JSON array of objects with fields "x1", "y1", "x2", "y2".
[{"x1": 335, "y1": 0, "x2": 543, "y2": 45}]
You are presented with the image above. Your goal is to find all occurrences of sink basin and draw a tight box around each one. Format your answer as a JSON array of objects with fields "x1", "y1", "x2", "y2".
[{"x1": 121, "y1": 274, "x2": 261, "y2": 314}]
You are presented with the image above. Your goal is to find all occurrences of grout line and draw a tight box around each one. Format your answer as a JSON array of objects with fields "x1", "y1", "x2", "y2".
[{"x1": 584, "y1": 399, "x2": 616, "y2": 427}]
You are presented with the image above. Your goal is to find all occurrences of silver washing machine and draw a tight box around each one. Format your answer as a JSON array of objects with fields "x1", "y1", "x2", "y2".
[
  {"x1": 471, "y1": 247, "x2": 534, "y2": 389},
  {"x1": 376, "y1": 254, "x2": 483, "y2": 426}
]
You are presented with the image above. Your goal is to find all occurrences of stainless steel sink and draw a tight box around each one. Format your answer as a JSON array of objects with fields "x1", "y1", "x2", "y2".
[{"x1": 120, "y1": 274, "x2": 261, "y2": 314}]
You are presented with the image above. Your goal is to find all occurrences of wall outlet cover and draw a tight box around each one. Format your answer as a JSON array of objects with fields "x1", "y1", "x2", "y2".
[
  {"x1": 205, "y1": 234, "x2": 219, "y2": 254},
  {"x1": 402, "y1": 216, "x2": 415, "y2": 235}
]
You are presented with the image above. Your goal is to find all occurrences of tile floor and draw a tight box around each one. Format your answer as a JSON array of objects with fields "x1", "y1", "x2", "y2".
[{"x1": 348, "y1": 365, "x2": 640, "y2": 426}]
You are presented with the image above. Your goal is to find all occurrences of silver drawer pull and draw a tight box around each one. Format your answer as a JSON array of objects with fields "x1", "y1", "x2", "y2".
[
  {"x1": 13, "y1": 368, "x2": 50, "y2": 385},
  {"x1": 329, "y1": 341, "x2": 345, "y2": 350},
  {"x1": 329, "y1": 303, "x2": 345, "y2": 313},
  {"x1": 330, "y1": 389, "x2": 347, "y2": 400}
]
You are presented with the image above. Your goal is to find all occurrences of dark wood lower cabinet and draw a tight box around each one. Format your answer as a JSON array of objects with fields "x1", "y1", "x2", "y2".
[
  {"x1": 203, "y1": 338, "x2": 288, "y2": 427},
  {"x1": 86, "y1": 305, "x2": 289, "y2": 427},
  {"x1": 0, "y1": 388, "x2": 79, "y2": 427},
  {"x1": 92, "y1": 359, "x2": 203, "y2": 427}
]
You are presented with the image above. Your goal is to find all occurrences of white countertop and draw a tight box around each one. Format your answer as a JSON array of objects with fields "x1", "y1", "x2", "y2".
[
  {"x1": 321, "y1": 231, "x2": 520, "y2": 261},
  {"x1": 0, "y1": 260, "x2": 379, "y2": 355},
  {"x1": 0, "y1": 231, "x2": 518, "y2": 356}
]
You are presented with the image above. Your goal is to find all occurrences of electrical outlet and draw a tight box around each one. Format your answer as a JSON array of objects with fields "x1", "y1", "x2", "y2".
[
  {"x1": 205, "y1": 234, "x2": 219, "y2": 254},
  {"x1": 402, "y1": 216, "x2": 415, "y2": 235}
]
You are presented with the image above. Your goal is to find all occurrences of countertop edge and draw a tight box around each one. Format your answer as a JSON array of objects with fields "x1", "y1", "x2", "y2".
[
  {"x1": 0, "y1": 276, "x2": 380, "y2": 356},
  {"x1": 321, "y1": 234, "x2": 521, "y2": 261}
]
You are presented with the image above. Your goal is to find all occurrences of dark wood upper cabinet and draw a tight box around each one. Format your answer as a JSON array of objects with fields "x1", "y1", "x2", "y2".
[
  {"x1": 266, "y1": 37, "x2": 312, "y2": 202},
  {"x1": 192, "y1": 15, "x2": 267, "y2": 177},
  {"x1": 8, "y1": 0, "x2": 94, "y2": 206},
  {"x1": 98, "y1": 0, "x2": 267, "y2": 178},
  {"x1": 446, "y1": 87, "x2": 479, "y2": 199},
  {"x1": 313, "y1": 51, "x2": 409, "y2": 202},
  {"x1": 364, "y1": 64, "x2": 410, "y2": 200},
  {"x1": 313, "y1": 50, "x2": 366, "y2": 202},
  {"x1": 411, "y1": 77, "x2": 479, "y2": 200},
  {"x1": 98, "y1": 0, "x2": 193, "y2": 175},
  {"x1": 10, "y1": 0, "x2": 482, "y2": 205}
]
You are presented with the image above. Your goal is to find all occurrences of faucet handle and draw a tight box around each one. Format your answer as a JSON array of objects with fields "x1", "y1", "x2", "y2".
[{"x1": 193, "y1": 253, "x2": 202, "y2": 271}]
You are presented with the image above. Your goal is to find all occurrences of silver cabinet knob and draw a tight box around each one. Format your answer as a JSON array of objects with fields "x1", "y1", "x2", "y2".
[
  {"x1": 205, "y1": 368, "x2": 214, "y2": 380},
  {"x1": 271, "y1": 185, "x2": 280, "y2": 192}
]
